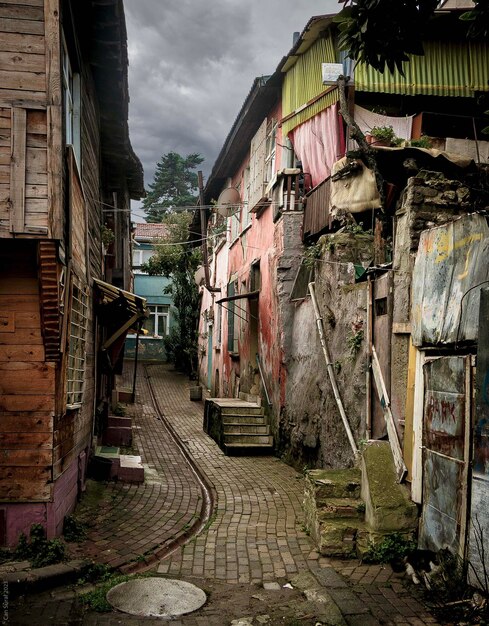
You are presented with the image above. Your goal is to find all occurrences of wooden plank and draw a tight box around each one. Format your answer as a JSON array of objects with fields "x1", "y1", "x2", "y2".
[
  {"x1": 26, "y1": 133, "x2": 46, "y2": 148},
  {"x1": 26, "y1": 146, "x2": 46, "y2": 171},
  {"x1": 0, "y1": 294, "x2": 39, "y2": 309},
  {"x1": 0, "y1": 132, "x2": 10, "y2": 147},
  {"x1": 0, "y1": 328, "x2": 43, "y2": 344},
  {"x1": 10, "y1": 107, "x2": 26, "y2": 233},
  {"x1": 25, "y1": 183, "x2": 47, "y2": 197},
  {"x1": 46, "y1": 104, "x2": 61, "y2": 238},
  {"x1": 0, "y1": 51, "x2": 44, "y2": 73},
  {"x1": 0, "y1": 277, "x2": 37, "y2": 294},
  {"x1": 0, "y1": 93, "x2": 46, "y2": 107},
  {"x1": 0, "y1": 394, "x2": 53, "y2": 412},
  {"x1": 0, "y1": 147, "x2": 10, "y2": 165},
  {"x1": 26, "y1": 169, "x2": 47, "y2": 185},
  {"x1": 44, "y1": 0, "x2": 61, "y2": 106},
  {"x1": 0, "y1": 32, "x2": 44, "y2": 54},
  {"x1": 0, "y1": 479, "x2": 51, "y2": 502},
  {"x1": 0, "y1": 69, "x2": 45, "y2": 92},
  {"x1": 0, "y1": 0, "x2": 44, "y2": 7},
  {"x1": 0, "y1": 449, "x2": 52, "y2": 466},
  {"x1": 0, "y1": 18, "x2": 44, "y2": 35},
  {"x1": 0, "y1": 345, "x2": 45, "y2": 361},
  {"x1": 0, "y1": 362, "x2": 55, "y2": 394},
  {"x1": 0, "y1": 412, "x2": 53, "y2": 432},
  {"x1": 371, "y1": 346, "x2": 408, "y2": 482},
  {"x1": 25, "y1": 197, "x2": 47, "y2": 212},
  {"x1": 26, "y1": 110, "x2": 46, "y2": 133},
  {"x1": 0, "y1": 5, "x2": 43, "y2": 20},
  {"x1": 0, "y1": 164, "x2": 9, "y2": 183},
  {"x1": 0, "y1": 432, "x2": 51, "y2": 449},
  {"x1": 14, "y1": 311, "x2": 41, "y2": 327}
]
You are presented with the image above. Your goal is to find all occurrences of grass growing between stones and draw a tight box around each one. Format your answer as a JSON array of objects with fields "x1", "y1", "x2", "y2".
[{"x1": 80, "y1": 573, "x2": 151, "y2": 612}]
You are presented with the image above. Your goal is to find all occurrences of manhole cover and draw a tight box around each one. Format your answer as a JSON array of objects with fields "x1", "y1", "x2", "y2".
[{"x1": 106, "y1": 578, "x2": 206, "y2": 617}]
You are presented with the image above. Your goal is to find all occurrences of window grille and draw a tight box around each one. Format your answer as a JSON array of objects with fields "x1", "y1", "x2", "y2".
[{"x1": 66, "y1": 279, "x2": 88, "y2": 408}]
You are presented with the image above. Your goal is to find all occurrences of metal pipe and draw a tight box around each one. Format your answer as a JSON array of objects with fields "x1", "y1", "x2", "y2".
[
  {"x1": 256, "y1": 354, "x2": 272, "y2": 407},
  {"x1": 132, "y1": 323, "x2": 141, "y2": 402},
  {"x1": 308, "y1": 282, "x2": 358, "y2": 456}
]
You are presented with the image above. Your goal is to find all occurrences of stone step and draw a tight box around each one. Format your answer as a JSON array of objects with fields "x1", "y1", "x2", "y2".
[
  {"x1": 220, "y1": 406, "x2": 264, "y2": 416},
  {"x1": 222, "y1": 414, "x2": 267, "y2": 425},
  {"x1": 305, "y1": 468, "x2": 362, "y2": 502},
  {"x1": 224, "y1": 442, "x2": 274, "y2": 456},
  {"x1": 118, "y1": 455, "x2": 144, "y2": 484},
  {"x1": 315, "y1": 519, "x2": 367, "y2": 558},
  {"x1": 223, "y1": 424, "x2": 270, "y2": 435},
  {"x1": 316, "y1": 498, "x2": 365, "y2": 521},
  {"x1": 223, "y1": 433, "x2": 273, "y2": 445}
]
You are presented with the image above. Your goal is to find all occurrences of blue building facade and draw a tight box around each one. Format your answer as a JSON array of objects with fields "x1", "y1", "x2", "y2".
[{"x1": 126, "y1": 224, "x2": 177, "y2": 360}]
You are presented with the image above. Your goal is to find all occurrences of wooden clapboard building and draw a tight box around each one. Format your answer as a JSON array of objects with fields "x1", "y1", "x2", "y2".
[{"x1": 0, "y1": 0, "x2": 145, "y2": 545}]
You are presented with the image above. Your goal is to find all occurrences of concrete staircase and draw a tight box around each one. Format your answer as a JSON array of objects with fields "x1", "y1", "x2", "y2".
[
  {"x1": 204, "y1": 398, "x2": 274, "y2": 455},
  {"x1": 303, "y1": 442, "x2": 418, "y2": 558}
]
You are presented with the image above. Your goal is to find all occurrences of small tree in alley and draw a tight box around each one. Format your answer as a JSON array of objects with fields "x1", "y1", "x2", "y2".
[{"x1": 142, "y1": 207, "x2": 201, "y2": 376}]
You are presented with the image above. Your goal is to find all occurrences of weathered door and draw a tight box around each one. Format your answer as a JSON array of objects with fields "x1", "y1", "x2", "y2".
[{"x1": 419, "y1": 355, "x2": 471, "y2": 555}]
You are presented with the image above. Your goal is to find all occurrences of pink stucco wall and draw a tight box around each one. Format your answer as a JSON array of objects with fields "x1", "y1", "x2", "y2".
[
  {"x1": 199, "y1": 101, "x2": 287, "y2": 412},
  {"x1": 0, "y1": 451, "x2": 85, "y2": 546}
]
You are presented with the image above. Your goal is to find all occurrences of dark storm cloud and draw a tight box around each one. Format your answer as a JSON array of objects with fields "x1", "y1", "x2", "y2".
[{"x1": 124, "y1": 0, "x2": 339, "y2": 207}]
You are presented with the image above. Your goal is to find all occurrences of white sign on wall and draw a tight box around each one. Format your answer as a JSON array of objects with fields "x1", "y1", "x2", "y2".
[{"x1": 322, "y1": 63, "x2": 345, "y2": 85}]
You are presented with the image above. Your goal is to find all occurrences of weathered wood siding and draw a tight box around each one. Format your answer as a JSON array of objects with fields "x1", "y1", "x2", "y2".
[
  {"x1": 0, "y1": 0, "x2": 62, "y2": 239},
  {"x1": 0, "y1": 241, "x2": 53, "y2": 502}
]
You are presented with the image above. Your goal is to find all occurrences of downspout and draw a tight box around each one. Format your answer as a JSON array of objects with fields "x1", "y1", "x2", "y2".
[
  {"x1": 308, "y1": 282, "x2": 359, "y2": 457},
  {"x1": 198, "y1": 171, "x2": 220, "y2": 294},
  {"x1": 131, "y1": 322, "x2": 141, "y2": 402}
]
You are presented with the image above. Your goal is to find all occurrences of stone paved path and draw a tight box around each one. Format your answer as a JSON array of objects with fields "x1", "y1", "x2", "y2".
[
  {"x1": 7, "y1": 363, "x2": 441, "y2": 625},
  {"x1": 145, "y1": 363, "x2": 312, "y2": 583}
]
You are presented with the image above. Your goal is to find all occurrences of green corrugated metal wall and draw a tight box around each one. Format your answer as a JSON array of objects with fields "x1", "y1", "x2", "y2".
[
  {"x1": 282, "y1": 34, "x2": 339, "y2": 136},
  {"x1": 355, "y1": 41, "x2": 489, "y2": 97}
]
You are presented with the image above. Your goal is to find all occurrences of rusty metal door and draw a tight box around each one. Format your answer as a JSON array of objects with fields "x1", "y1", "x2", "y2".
[
  {"x1": 419, "y1": 355, "x2": 471, "y2": 555},
  {"x1": 371, "y1": 272, "x2": 393, "y2": 439}
]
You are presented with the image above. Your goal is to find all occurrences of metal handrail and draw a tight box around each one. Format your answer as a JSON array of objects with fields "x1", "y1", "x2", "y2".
[{"x1": 256, "y1": 354, "x2": 272, "y2": 407}]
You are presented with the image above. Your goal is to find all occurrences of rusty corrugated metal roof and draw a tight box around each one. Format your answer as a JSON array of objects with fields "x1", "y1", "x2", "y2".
[{"x1": 134, "y1": 223, "x2": 168, "y2": 240}]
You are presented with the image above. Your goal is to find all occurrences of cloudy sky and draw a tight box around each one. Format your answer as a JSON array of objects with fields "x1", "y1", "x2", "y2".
[{"x1": 124, "y1": 0, "x2": 339, "y2": 222}]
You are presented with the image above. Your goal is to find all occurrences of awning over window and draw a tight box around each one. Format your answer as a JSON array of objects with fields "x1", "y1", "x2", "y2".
[{"x1": 93, "y1": 278, "x2": 148, "y2": 370}]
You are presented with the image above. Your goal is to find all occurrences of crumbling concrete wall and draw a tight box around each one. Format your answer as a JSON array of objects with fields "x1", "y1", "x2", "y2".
[{"x1": 280, "y1": 232, "x2": 373, "y2": 470}]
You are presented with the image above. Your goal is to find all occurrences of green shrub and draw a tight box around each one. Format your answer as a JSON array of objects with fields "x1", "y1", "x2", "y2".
[
  {"x1": 14, "y1": 524, "x2": 66, "y2": 568},
  {"x1": 363, "y1": 532, "x2": 416, "y2": 564},
  {"x1": 63, "y1": 515, "x2": 88, "y2": 542}
]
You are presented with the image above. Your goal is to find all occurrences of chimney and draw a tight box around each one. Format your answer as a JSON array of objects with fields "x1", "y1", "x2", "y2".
[{"x1": 292, "y1": 31, "x2": 300, "y2": 46}]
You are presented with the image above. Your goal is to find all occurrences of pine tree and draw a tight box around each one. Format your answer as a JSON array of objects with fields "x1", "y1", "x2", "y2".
[{"x1": 143, "y1": 152, "x2": 204, "y2": 222}]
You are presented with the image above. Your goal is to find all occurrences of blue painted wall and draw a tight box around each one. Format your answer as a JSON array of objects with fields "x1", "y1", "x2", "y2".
[{"x1": 125, "y1": 242, "x2": 177, "y2": 361}]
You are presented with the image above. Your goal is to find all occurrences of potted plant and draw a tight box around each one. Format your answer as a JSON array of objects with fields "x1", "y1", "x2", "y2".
[{"x1": 366, "y1": 125, "x2": 401, "y2": 147}]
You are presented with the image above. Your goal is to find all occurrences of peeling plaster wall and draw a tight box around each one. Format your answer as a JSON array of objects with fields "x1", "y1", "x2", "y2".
[{"x1": 281, "y1": 232, "x2": 373, "y2": 470}]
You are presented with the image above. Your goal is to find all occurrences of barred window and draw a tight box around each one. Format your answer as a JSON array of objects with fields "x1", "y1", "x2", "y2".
[{"x1": 66, "y1": 279, "x2": 88, "y2": 408}]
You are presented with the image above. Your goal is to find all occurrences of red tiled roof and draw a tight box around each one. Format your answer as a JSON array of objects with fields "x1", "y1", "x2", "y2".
[{"x1": 134, "y1": 223, "x2": 168, "y2": 239}]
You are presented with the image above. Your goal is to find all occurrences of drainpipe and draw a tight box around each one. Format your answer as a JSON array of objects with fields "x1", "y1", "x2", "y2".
[
  {"x1": 308, "y1": 282, "x2": 359, "y2": 457},
  {"x1": 198, "y1": 171, "x2": 220, "y2": 293}
]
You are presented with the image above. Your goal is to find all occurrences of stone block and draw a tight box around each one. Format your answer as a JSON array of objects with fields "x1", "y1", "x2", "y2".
[
  {"x1": 118, "y1": 455, "x2": 144, "y2": 483},
  {"x1": 103, "y1": 426, "x2": 132, "y2": 447},
  {"x1": 361, "y1": 441, "x2": 418, "y2": 533},
  {"x1": 108, "y1": 415, "x2": 132, "y2": 429},
  {"x1": 306, "y1": 468, "x2": 362, "y2": 501}
]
